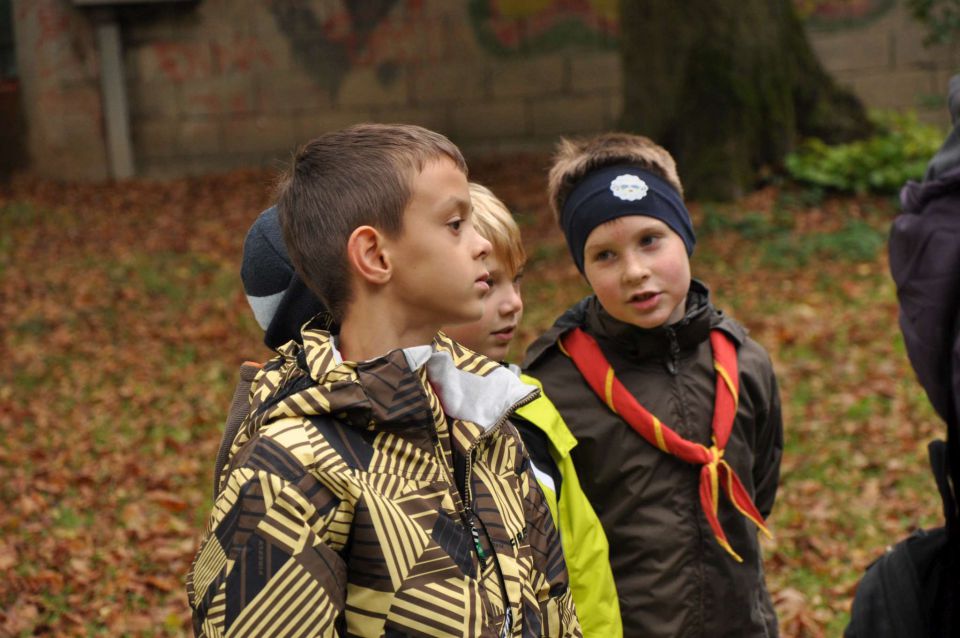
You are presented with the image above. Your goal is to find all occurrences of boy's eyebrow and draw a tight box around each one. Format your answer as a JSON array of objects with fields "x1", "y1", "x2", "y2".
[{"x1": 439, "y1": 195, "x2": 471, "y2": 215}]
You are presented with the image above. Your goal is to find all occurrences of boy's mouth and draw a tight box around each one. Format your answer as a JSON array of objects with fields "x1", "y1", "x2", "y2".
[
  {"x1": 629, "y1": 291, "x2": 660, "y2": 309},
  {"x1": 491, "y1": 325, "x2": 516, "y2": 342},
  {"x1": 475, "y1": 272, "x2": 491, "y2": 293}
]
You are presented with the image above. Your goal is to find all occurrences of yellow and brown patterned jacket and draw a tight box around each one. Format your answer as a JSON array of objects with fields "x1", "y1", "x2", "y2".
[{"x1": 187, "y1": 327, "x2": 582, "y2": 638}]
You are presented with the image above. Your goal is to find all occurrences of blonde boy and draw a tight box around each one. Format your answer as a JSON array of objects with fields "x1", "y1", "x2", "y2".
[{"x1": 445, "y1": 183, "x2": 623, "y2": 638}]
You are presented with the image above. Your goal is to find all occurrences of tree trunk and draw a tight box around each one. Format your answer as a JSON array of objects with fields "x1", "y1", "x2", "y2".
[{"x1": 620, "y1": 0, "x2": 871, "y2": 200}]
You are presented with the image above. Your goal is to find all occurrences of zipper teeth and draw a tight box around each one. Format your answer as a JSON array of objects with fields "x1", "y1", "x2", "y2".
[
  {"x1": 461, "y1": 389, "x2": 538, "y2": 632},
  {"x1": 462, "y1": 387, "x2": 541, "y2": 505}
]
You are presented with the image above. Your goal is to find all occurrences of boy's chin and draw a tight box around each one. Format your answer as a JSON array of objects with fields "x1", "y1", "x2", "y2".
[
  {"x1": 484, "y1": 344, "x2": 509, "y2": 361},
  {"x1": 607, "y1": 305, "x2": 677, "y2": 330}
]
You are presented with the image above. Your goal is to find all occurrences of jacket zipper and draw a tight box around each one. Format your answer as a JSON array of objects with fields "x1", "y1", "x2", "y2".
[
  {"x1": 459, "y1": 389, "x2": 540, "y2": 637},
  {"x1": 665, "y1": 326, "x2": 681, "y2": 375}
]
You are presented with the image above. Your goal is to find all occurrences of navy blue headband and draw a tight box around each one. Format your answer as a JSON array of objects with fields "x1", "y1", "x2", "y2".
[{"x1": 560, "y1": 165, "x2": 695, "y2": 273}]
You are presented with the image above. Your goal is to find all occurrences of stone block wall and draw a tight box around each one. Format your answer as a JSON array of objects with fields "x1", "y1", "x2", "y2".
[
  {"x1": 807, "y1": 0, "x2": 959, "y2": 123},
  {"x1": 9, "y1": 0, "x2": 959, "y2": 180}
]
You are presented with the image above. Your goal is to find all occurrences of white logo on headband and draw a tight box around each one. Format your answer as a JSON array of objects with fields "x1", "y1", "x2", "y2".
[{"x1": 610, "y1": 174, "x2": 649, "y2": 202}]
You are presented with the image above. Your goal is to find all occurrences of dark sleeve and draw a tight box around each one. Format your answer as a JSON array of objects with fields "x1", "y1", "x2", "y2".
[
  {"x1": 513, "y1": 415, "x2": 563, "y2": 499},
  {"x1": 213, "y1": 362, "x2": 260, "y2": 498},
  {"x1": 753, "y1": 368, "x2": 783, "y2": 520}
]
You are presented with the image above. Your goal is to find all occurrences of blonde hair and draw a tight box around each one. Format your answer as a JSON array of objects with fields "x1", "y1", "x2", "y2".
[{"x1": 469, "y1": 183, "x2": 526, "y2": 277}]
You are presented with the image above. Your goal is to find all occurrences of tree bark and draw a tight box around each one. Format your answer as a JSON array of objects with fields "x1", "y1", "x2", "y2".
[{"x1": 620, "y1": 0, "x2": 871, "y2": 200}]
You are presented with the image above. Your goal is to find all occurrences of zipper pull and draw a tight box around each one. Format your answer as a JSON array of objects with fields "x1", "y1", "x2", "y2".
[
  {"x1": 666, "y1": 329, "x2": 680, "y2": 375},
  {"x1": 467, "y1": 514, "x2": 488, "y2": 566}
]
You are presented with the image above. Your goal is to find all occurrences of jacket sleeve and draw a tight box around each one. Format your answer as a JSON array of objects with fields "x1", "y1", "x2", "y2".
[
  {"x1": 187, "y1": 435, "x2": 348, "y2": 637},
  {"x1": 752, "y1": 362, "x2": 784, "y2": 520},
  {"x1": 520, "y1": 455, "x2": 584, "y2": 638}
]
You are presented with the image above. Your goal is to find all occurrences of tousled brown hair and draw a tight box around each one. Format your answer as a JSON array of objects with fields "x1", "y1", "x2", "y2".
[
  {"x1": 547, "y1": 132, "x2": 683, "y2": 223},
  {"x1": 277, "y1": 123, "x2": 467, "y2": 321}
]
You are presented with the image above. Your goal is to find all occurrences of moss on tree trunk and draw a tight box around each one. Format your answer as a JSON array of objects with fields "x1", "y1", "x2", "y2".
[{"x1": 620, "y1": 0, "x2": 871, "y2": 200}]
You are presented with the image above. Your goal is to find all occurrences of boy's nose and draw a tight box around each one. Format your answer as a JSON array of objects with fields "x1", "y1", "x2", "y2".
[
  {"x1": 500, "y1": 286, "x2": 523, "y2": 316},
  {"x1": 622, "y1": 255, "x2": 650, "y2": 283},
  {"x1": 474, "y1": 233, "x2": 492, "y2": 259}
]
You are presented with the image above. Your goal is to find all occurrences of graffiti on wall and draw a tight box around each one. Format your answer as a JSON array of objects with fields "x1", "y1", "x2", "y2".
[
  {"x1": 797, "y1": 0, "x2": 896, "y2": 29},
  {"x1": 468, "y1": 0, "x2": 618, "y2": 55},
  {"x1": 268, "y1": 0, "x2": 424, "y2": 96},
  {"x1": 136, "y1": 0, "x2": 896, "y2": 108}
]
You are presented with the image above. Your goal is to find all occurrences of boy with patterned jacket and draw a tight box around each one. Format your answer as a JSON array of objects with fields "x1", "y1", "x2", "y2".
[
  {"x1": 186, "y1": 124, "x2": 581, "y2": 637},
  {"x1": 522, "y1": 133, "x2": 783, "y2": 637},
  {"x1": 219, "y1": 183, "x2": 619, "y2": 637}
]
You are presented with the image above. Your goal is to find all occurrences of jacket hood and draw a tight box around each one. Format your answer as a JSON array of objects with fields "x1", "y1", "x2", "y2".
[
  {"x1": 249, "y1": 323, "x2": 539, "y2": 436},
  {"x1": 923, "y1": 73, "x2": 960, "y2": 182},
  {"x1": 900, "y1": 164, "x2": 960, "y2": 215}
]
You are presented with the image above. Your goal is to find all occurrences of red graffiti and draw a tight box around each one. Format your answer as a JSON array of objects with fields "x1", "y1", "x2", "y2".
[
  {"x1": 150, "y1": 42, "x2": 214, "y2": 83},
  {"x1": 186, "y1": 92, "x2": 222, "y2": 114},
  {"x1": 211, "y1": 37, "x2": 276, "y2": 76},
  {"x1": 34, "y1": 1, "x2": 73, "y2": 42}
]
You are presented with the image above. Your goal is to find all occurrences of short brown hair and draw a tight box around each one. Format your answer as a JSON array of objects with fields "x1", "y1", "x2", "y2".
[
  {"x1": 277, "y1": 123, "x2": 467, "y2": 321},
  {"x1": 469, "y1": 183, "x2": 525, "y2": 278},
  {"x1": 547, "y1": 132, "x2": 683, "y2": 223}
]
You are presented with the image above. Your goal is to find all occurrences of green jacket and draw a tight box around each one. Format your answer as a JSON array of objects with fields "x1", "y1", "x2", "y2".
[{"x1": 516, "y1": 374, "x2": 622, "y2": 638}]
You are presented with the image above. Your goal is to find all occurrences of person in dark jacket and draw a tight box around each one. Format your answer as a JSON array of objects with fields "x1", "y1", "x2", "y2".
[
  {"x1": 845, "y1": 73, "x2": 960, "y2": 638},
  {"x1": 523, "y1": 133, "x2": 784, "y2": 637},
  {"x1": 892, "y1": 73, "x2": 960, "y2": 505}
]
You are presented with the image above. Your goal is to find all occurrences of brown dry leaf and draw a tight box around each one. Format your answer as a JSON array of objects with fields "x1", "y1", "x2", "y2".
[
  {"x1": 143, "y1": 574, "x2": 180, "y2": 592},
  {"x1": 0, "y1": 542, "x2": 18, "y2": 571},
  {"x1": 1, "y1": 599, "x2": 40, "y2": 635},
  {"x1": 146, "y1": 489, "x2": 190, "y2": 512}
]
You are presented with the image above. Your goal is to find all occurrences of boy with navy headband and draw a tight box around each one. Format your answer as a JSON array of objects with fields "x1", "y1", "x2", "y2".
[{"x1": 523, "y1": 133, "x2": 783, "y2": 637}]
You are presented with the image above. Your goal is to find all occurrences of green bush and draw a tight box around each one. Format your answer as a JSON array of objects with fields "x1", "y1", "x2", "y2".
[{"x1": 785, "y1": 111, "x2": 943, "y2": 194}]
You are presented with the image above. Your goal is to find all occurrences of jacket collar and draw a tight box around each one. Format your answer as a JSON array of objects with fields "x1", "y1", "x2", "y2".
[
  {"x1": 264, "y1": 326, "x2": 538, "y2": 435},
  {"x1": 585, "y1": 279, "x2": 718, "y2": 360},
  {"x1": 524, "y1": 279, "x2": 745, "y2": 368}
]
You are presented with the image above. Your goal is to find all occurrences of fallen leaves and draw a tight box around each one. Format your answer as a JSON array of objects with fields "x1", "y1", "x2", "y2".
[{"x1": 0, "y1": 165, "x2": 946, "y2": 636}]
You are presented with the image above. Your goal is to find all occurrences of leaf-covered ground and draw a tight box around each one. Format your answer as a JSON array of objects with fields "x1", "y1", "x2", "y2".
[{"x1": 0, "y1": 160, "x2": 945, "y2": 637}]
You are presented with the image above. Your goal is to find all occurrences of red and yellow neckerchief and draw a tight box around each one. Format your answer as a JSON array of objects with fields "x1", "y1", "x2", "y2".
[{"x1": 559, "y1": 327, "x2": 771, "y2": 562}]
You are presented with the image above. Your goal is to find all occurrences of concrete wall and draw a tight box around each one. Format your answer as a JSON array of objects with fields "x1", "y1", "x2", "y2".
[
  {"x1": 12, "y1": 0, "x2": 109, "y2": 180},
  {"x1": 10, "y1": 0, "x2": 960, "y2": 180}
]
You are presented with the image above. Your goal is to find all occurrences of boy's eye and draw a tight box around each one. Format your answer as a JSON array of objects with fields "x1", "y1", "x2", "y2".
[
  {"x1": 447, "y1": 219, "x2": 462, "y2": 231},
  {"x1": 640, "y1": 234, "x2": 661, "y2": 247},
  {"x1": 593, "y1": 249, "x2": 615, "y2": 262}
]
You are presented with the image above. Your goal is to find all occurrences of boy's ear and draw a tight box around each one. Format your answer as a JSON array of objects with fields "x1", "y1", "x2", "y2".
[{"x1": 346, "y1": 225, "x2": 391, "y2": 285}]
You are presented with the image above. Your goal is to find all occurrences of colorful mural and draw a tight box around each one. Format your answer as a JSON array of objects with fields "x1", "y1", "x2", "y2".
[
  {"x1": 268, "y1": 0, "x2": 428, "y2": 95},
  {"x1": 468, "y1": 0, "x2": 618, "y2": 55},
  {"x1": 466, "y1": 0, "x2": 897, "y2": 55},
  {"x1": 796, "y1": 0, "x2": 896, "y2": 29}
]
